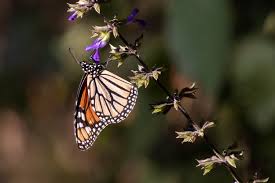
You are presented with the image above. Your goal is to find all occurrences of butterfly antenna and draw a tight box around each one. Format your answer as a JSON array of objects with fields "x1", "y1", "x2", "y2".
[
  {"x1": 103, "y1": 57, "x2": 111, "y2": 68},
  {"x1": 69, "y1": 48, "x2": 80, "y2": 65}
]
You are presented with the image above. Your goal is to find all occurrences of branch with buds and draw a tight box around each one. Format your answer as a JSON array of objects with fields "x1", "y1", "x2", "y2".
[{"x1": 66, "y1": 1, "x2": 269, "y2": 182}]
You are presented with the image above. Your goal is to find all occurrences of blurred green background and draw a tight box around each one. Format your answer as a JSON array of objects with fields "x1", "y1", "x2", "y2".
[{"x1": 0, "y1": 0, "x2": 275, "y2": 182}]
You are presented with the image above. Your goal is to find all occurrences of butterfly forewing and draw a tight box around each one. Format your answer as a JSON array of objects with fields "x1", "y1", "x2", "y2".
[{"x1": 74, "y1": 75, "x2": 102, "y2": 150}]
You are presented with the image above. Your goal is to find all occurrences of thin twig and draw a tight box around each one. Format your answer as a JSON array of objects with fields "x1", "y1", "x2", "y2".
[
  {"x1": 117, "y1": 31, "x2": 243, "y2": 183},
  {"x1": 96, "y1": 12, "x2": 243, "y2": 183}
]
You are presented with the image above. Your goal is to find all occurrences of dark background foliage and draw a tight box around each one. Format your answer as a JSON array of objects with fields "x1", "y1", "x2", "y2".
[{"x1": 0, "y1": 0, "x2": 275, "y2": 182}]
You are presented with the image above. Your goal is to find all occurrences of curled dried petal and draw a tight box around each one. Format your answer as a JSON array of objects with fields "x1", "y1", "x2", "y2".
[
  {"x1": 176, "y1": 121, "x2": 215, "y2": 143},
  {"x1": 196, "y1": 156, "x2": 223, "y2": 175},
  {"x1": 67, "y1": 0, "x2": 101, "y2": 21},
  {"x1": 253, "y1": 178, "x2": 269, "y2": 183},
  {"x1": 151, "y1": 103, "x2": 173, "y2": 114},
  {"x1": 129, "y1": 65, "x2": 163, "y2": 88}
]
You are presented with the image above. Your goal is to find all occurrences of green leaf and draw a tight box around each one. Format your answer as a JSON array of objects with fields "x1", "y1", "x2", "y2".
[
  {"x1": 225, "y1": 156, "x2": 237, "y2": 168},
  {"x1": 117, "y1": 61, "x2": 123, "y2": 67},
  {"x1": 253, "y1": 177, "x2": 269, "y2": 183},
  {"x1": 203, "y1": 163, "x2": 214, "y2": 175},
  {"x1": 197, "y1": 155, "x2": 223, "y2": 175},
  {"x1": 152, "y1": 108, "x2": 163, "y2": 114},
  {"x1": 202, "y1": 121, "x2": 215, "y2": 129},
  {"x1": 93, "y1": 3, "x2": 100, "y2": 14},
  {"x1": 173, "y1": 100, "x2": 180, "y2": 111},
  {"x1": 152, "y1": 103, "x2": 170, "y2": 114},
  {"x1": 176, "y1": 131, "x2": 197, "y2": 143},
  {"x1": 152, "y1": 71, "x2": 159, "y2": 80},
  {"x1": 112, "y1": 27, "x2": 118, "y2": 38}
]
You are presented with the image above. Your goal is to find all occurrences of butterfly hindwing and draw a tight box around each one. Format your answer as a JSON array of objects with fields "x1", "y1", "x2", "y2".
[{"x1": 87, "y1": 70, "x2": 138, "y2": 124}]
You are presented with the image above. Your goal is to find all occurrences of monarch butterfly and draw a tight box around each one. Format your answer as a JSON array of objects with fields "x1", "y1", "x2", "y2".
[{"x1": 70, "y1": 49, "x2": 138, "y2": 150}]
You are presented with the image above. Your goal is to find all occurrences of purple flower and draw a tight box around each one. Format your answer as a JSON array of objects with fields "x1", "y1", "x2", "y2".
[
  {"x1": 127, "y1": 8, "x2": 139, "y2": 22},
  {"x1": 68, "y1": 11, "x2": 77, "y2": 21},
  {"x1": 127, "y1": 8, "x2": 146, "y2": 27},
  {"x1": 92, "y1": 49, "x2": 100, "y2": 62},
  {"x1": 67, "y1": 1, "x2": 101, "y2": 22},
  {"x1": 85, "y1": 31, "x2": 110, "y2": 63}
]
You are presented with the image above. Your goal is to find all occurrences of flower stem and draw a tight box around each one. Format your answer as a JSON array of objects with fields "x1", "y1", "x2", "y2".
[
  {"x1": 117, "y1": 31, "x2": 243, "y2": 183},
  {"x1": 118, "y1": 32, "x2": 172, "y2": 97},
  {"x1": 134, "y1": 54, "x2": 171, "y2": 97}
]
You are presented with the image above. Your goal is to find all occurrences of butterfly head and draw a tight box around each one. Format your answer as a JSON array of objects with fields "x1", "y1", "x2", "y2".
[{"x1": 80, "y1": 61, "x2": 104, "y2": 78}]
